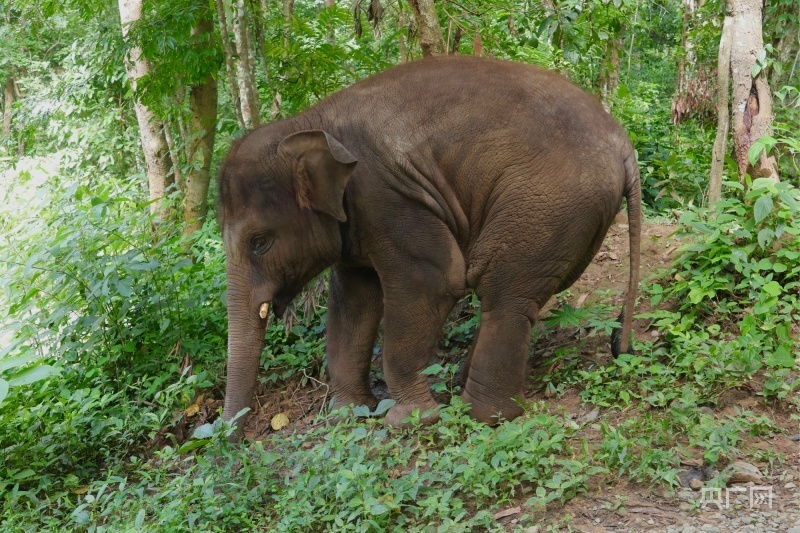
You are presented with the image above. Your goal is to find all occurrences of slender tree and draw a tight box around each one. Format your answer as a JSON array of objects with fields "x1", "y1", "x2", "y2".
[
  {"x1": 182, "y1": 10, "x2": 219, "y2": 237},
  {"x1": 407, "y1": 0, "x2": 445, "y2": 57},
  {"x1": 233, "y1": 0, "x2": 260, "y2": 127},
  {"x1": 729, "y1": 0, "x2": 779, "y2": 182},
  {"x1": 2, "y1": 75, "x2": 15, "y2": 135},
  {"x1": 215, "y1": 0, "x2": 244, "y2": 127},
  {"x1": 709, "y1": 11, "x2": 732, "y2": 203},
  {"x1": 118, "y1": 0, "x2": 174, "y2": 221}
]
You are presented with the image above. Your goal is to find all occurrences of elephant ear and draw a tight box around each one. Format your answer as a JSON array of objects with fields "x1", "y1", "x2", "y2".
[{"x1": 278, "y1": 130, "x2": 358, "y2": 223}]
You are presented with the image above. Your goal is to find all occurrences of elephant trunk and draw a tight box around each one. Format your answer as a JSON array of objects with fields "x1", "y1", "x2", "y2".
[{"x1": 222, "y1": 267, "x2": 269, "y2": 438}]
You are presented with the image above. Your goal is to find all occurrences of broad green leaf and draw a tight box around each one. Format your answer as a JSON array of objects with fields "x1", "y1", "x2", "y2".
[
  {"x1": 14, "y1": 469, "x2": 35, "y2": 480},
  {"x1": 765, "y1": 346, "x2": 795, "y2": 368},
  {"x1": 748, "y1": 137, "x2": 776, "y2": 166},
  {"x1": 372, "y1": 398, "x2": 396, "y2": 416},
  {"x1": 192, "y1": 423, "x2": 215, "y2": 439},
  {"x1": 762, "y1": 281, "x2": 782, "y2": 297},
  {"x1": 421, "y1": 364, "x2": 444, "y2": 376},
  {"x1": 753, "y1": 196, "x2": 773, "y2": 223},
  {"x1": 177, "y1": 438, "x2": 210, "y2": 454},
  {"x1": 8, "y1": 364, "x2": 58, "y2": 386},
  {"x1": 0, "y1": 351, "x2": 39, "y2": 372},
  {"x1": 0, "y1": 379, "x2": 8, "y2": 404}
]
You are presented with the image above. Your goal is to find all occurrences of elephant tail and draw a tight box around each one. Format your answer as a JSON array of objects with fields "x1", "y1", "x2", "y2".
[{"x1": 611, "y1": 153, "x2": 642, "y2": 356}]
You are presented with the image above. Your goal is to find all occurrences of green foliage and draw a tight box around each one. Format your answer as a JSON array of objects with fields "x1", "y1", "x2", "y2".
[
  {"x1": 0, "y1": 154, "x2": 225, "y2": 504},
  {"x1": 2, "y1": 0, "x2": 800, "y2": 529},
  {"x1": 3, "y1": 400, "x2": 605, "y2": 531}
]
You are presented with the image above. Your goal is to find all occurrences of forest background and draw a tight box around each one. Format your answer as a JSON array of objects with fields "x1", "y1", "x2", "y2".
[{"x1": 0, "y1": 0, "x2": 799, "y2": 530}]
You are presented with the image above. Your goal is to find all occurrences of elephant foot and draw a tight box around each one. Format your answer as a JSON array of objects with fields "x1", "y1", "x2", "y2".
[
  {"x1": 461, "y1": 389, "x2": 524, "y2": 426},
  {"x1": 331, "y1": 392, "x2": 379, "y2": 412},
  {"x1": 384, "y1": 401, "x2": 440, "y2": 428}
]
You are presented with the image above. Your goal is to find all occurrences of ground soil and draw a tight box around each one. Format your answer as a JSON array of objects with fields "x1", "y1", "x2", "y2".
[{"x1": 189, "y1": 221, "x2": 800, "y2": 531}]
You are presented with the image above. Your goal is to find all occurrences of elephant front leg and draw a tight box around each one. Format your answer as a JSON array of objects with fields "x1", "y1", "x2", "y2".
[
  {"x1": 461, "y1": 309, "x2": 532, "y2": 424},
  {"x1": 380, "y1": 271, "x2": 458, "y2": 427},
  {"x1": 327, "y1": 266, "x2": 383, "y2": 411}
]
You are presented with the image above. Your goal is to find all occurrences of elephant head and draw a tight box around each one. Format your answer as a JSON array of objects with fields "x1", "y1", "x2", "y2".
[{"x1": 218, "y1": 128, "x2": 358, "y2": 431}]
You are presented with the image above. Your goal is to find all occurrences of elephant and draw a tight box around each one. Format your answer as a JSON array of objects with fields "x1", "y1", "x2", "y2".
[{"x1": 218, "y1": 56, "x2": 641, "y2": 433}]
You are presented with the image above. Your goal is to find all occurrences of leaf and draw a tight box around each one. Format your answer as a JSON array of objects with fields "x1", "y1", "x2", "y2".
[
  {"x1": 372, "y1": 398, "x2": 396, "y2": 416},
  {"x1": 0, "y1": 351, "x2": 39, "y2": 372},
  {"x1": 765, "y1": 345, "x2": 795, "y2": 368},
  {"x1": 762, "y1": 281, "x2": 782, "y2": 297},
  {"x1": 352, "y1": 405, "x2": 372, "y2": 417},
  {"x1": 757, "y1": 228, "x2": 774, "y2": 249},
  {"x1": 135, "y1": 509, "x2": 146, "y2": 528},
  {"x1": 270, "y1": 413, "x2": 290, "y2": 430},
  {"x1": 421, "y1": 364, "x2": 444, "y2": 376},
  {"x1": 0, "y1": 379, "x2": 8, "y2": 404},
  {"x1": 14, "y1": 469, "x2": 35, "y2": 480},
  {"x1": 178, "y1": 438, "x2": 210, "y2": 454},
  {"x1": 369, "y1": 503, "x2": 389, "y2": 516},
  {"x1": 748, "y1": 137, "x2": 776, "y2": 166},
  {"x1": 8, "y1": 364, "x2": 58, "y2": 386},
  {"x1": 192, "y1": 423, "x2": 215, "y2": 439},
  {"x1": 753, "y1": 196, "x2": 773, "y2": 223}
]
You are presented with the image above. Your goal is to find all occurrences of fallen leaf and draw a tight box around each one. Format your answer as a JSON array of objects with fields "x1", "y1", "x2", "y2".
[
  {"x1": 184, "y1": 404, "x2": 200, "y2": 417},
  {"x1": 73, "y1": 486, "x2": 91, "y2": 495},
  {"x1": 575, "y1": 293, "x2": 589, "y2": 308},
  {"x1": 270, "y1": 412, "x2": 290, "y2": 430},
  {"x1": 493, "y1": 506, "x2": 521, "y2": 519}
]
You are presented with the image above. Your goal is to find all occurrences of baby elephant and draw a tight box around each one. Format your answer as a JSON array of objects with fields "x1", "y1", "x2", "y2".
[{"x1": 218, "y1": 56, "x2": 640, "y2": 432}]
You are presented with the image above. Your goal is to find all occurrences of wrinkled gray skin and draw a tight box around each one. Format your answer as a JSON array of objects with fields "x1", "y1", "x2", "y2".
[{"x1": 218, "y1": 56, "x2": 641, "y2": 434}]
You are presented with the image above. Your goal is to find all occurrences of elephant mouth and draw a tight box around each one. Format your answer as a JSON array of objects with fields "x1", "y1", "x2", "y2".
[{"x1": 271, "y1": 289, "x2": 300, "y2": 318}]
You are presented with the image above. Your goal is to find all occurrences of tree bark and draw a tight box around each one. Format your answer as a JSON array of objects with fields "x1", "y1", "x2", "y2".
[
  {"x1": 407, "y1": 0, "x2": 445, "y2": 57},
  {"x1": 599, "y1": 38, "x2": 621, "y2": 111},
  {"x1": 3, "y1": 75, "x2": 14, "y2": 135},
  {"x1": 397, "y1": 9, "x2": 409, "y2": 62},
  {"x1": 709, "y1": 13, "x2": 732, "y2": 204},
  {"x1": 233, "y1": 0, "x2": 260, "y2": 127},
  {"x1": 118, "y1": 0, "x2": 174, "y2": 221},
  {"x1": 729, "y1": 0, "x2": 779, "y2": 182},
  {"x1": 183, "y1": 14, "x2": 219, "y2": 238},
  {"x1": 215, "y1": 0, "x2": 245, "y2": 128}
]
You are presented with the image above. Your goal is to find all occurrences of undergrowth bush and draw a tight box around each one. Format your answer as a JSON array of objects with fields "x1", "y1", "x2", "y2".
[{"x1": 0, "y1": 158, "x2": 225, "y2": 506}]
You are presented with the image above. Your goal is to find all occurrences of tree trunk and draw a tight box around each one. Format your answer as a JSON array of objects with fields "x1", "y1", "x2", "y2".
[
  {"x1": 3, "y1": 75, "x2": 14, "y2": 135},
  {"x1": 215, "y1": 0, "x2": 245, "y2": 128},
  {"x1": 599, "y1": 38, "x2": 621, "y2": 111},
  {"x1": 407, "y1": 0, "x2": 445, "y2": 57},
  {"x1": 769, "y1": 2, "x2": 799, "y2": 88},
  {"x1": 233, "y1": 0, "x2": 260, "y2": 127},
  {"x1": 163, "y1": 121, "x2": 183, "y2": 191},
  {"x1": 251, "y1": 0, "x2": 281, "y2": 120},
  {"x1": 709, "y1": 13, "x2": 732, "y2": 204},
  {"x1": 183, "y1": 14, "x2": 219, "y2": 238},
  {"x1": 729, "y1": 0, "x2": 779, "y2": 182},
  {"x1": 118, "y1": 0, "x2": 174, "y2": 221},
  {"x1": 671, "y1": 0, "x2": 714, "y2": 124},
  {"x1": 397, "y1": 9, "x2": 409, "y2": 62}
]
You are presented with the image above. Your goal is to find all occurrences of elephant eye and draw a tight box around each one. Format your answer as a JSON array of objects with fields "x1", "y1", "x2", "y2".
[{"x1": 250, "y1": 234, "x2": 274, "y2": 255}]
